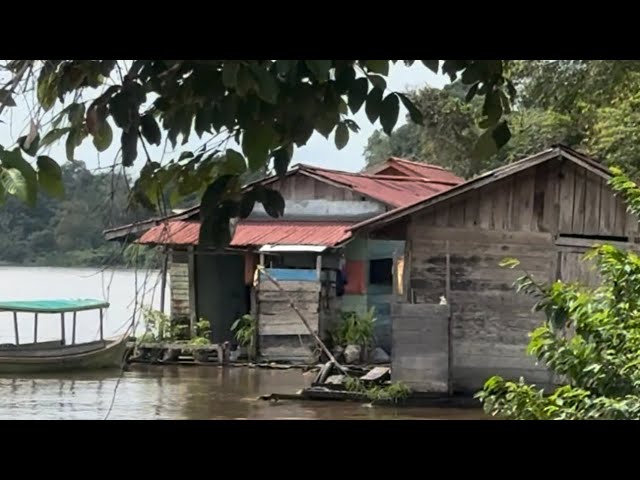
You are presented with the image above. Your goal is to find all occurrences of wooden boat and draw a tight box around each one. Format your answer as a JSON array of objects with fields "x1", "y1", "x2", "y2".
[{"x1": 0, "y1": 299, "x2": 128, "y2": 374}]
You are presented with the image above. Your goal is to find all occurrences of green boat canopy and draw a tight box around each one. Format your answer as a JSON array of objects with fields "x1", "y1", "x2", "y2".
[{"x1": 0, "y1": 299, "x2": 109, "y2": 314}]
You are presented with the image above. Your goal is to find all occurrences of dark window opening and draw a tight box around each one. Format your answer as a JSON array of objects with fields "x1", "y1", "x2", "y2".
[
  {"x1": 369, "y1": 258, "x2": 393, "y2": 285},
  {"x1": 558, "y1": 233, "x2": 628, "y2": 243}
]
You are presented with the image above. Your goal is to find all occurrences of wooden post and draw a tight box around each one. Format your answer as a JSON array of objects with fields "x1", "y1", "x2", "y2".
[
  {"x1": 160, "y1": 248, "x2": 168, "y2": 314},
  {"x1": 60, "y1": 312, "x2": 66, "y2": 346},
  {"x1": 445, "y1": 240, "x2": 453, "y2": 396},
  {"x1": 187, "y1": 246, "x2": 197, "y2": 338},
  {"x1": 33, "y1": 313, "x2": 38, "y2": 343},
  {"x1": 316, "y1": 254, "x2": 322, "y2": 280},
  {"x1": 72, "y1": 312, "x2": 77, "y2": 345},
  {"x1": 99, "y1": 309, "x2": 104, "y2": 341},
  {"x1": 13, "y1": 312, "x2": 19, "y2": 345}
]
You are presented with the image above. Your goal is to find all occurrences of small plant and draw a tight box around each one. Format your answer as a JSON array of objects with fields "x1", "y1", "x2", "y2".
[
  {"x1": 231, "y1": 314, "x2": 257, "y2": 360},
  {"x1": 188, "y1": 318, "x2": 211, "y2": 345},
  {"x1": 344, "y1": 377, "x2": 411, "y2": 403},
  {"x1": 332, "y1": 308, "x2": 377, "y2": 348},
  {"x1": 139, "y1": 308, "x2": 186, "y2": 343}
]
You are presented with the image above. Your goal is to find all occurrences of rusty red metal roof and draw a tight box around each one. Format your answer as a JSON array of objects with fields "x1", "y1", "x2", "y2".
[
  {"x1": 137, "y1": 220, "x2": 353, "y2": 247},
  {"x1": 298, "y1": 165, "x2": 461, "y2": 207},
  {"x1": 364, "y1": 157, "x2": 464, "y2": 184}
]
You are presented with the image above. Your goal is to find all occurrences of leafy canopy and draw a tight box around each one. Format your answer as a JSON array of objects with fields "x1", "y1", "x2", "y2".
[
  {"x1": 476, "y1": 168, "x2": 640, "y2": 420},
  {"x1": 0, "y1": 60, "x2": 515, "y2": 245}
]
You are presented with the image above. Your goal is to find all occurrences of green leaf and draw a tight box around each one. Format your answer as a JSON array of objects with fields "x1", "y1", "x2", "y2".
[
  {"x1": 121, "y1": 129, "x2": 138, "y2": 167},
  {"x1": 93, "y1": 121, "x2": 113, "y2": 152},
  {"x1": 36, "y1": 155, "x2": 64, "y2": 199},
  {"x1": 0, "y1": 167, "x2": 27, "y2": 202},
  {"x1": 222, "y1": 62, "x2": 240, "y2": 89},
  {"x1": 334, "y1": 123, "x2": 349, "y2": 150},
  {"x1": 465, "y1": 83, "x2": 479, "y2": 103},
  {"x1": 64, "y1": 128, "x2": 86, "y2": 162},
  {"x1": 305, "y1": 60, "x2": 332, "y2": 82},
  {"x1": 236, "y1": 67, "x2": 255, "y2": 96},
  {"x1": 276, "y1": 60, "x2": 296, "y2": 77},
  {"x1": 368, "y1": 74, "x2": 387, "y2": 90},
  {"x1": 397, "y1": 93, "x2": 423, "y2": 125},
  {"x1": 344, "y1": 119, "x2": 360, "y2": 133},
  {"x1": 194, "y1": 108, "x2": 212, "y2": 137},
  {"x1": 68, "y1": 103, "x2": 85, "y2": 126},
  {"x1": 239, "y1": 191, "x2": 256, "y2": 219},
  {"x1": 109, "y1": 92, "x2": 133, "y2": 130},
  {"x1": 348, "y1": 77, "x2": 368, "y2": 114},
  {"x1": 272, "y1": 147, "x2": 291, "y2": 178},
  {"x1": 421, "y1": 60, "x2": 439, "y2": 74},
  {"x1": 483, "y1": 90, "x2": 503, "y2": 125},
  {"x1": 492, "y1": 120, "x2": 511, "y2": 149},
  {"x1": 315, "y1": 111, "x2": 339, "y2": 138},
  {"x1": 0, "y1": 148, "x2": 37, "y2": 206},
  {"x1": 252, "y1": 67, "x2": 279, "y2": 104},
  {"x1": 261, "y1": 188, "x2": 285, "y2": 218},
  {"x1": 242, "y1": 123, "x2": 274, "y2": 172},
  {"x1": 472, "y1": 128, "x2": 498, "y2": 160},
  {"x1": 140, "y1": 114, "x2": 162, "y2": 146},
  {"x1": 0, "y1": 89, "x2": 16, "y2": 107},
  {"x1": 461, "y1": 63, "x2": 482, "y2": 85},
  {"x1": 18, "y1": 133, "x2": 40, "y2": 157},
  {"x1": 365, "y1": 88, "x2": 383, "y2": 124},
  {"x1": 37, "y1": 72, "x2": 58, "y2": 111},
  {"x1": 40, "y1": 128, "x2": 71, "y2": 147},
  {"x1": 365, "y1": 60, "x2": 389, "y2": 76},
  {"x1": 380, "y1": 93, "x2": 400, "y2": 135},
  {"x1": 222, "y1": 149, "x2": 247, "y2": 175}
]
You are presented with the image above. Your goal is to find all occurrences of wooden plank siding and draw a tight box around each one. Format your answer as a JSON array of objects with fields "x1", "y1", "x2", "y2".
[
  {"x1": 169, "y1": 251, "x2": 190, "y2": 321},
  {"x1": 397, "y1": 156, "x2": 640, "y2": 392},
  {"x1": 268, "y1": 173, "x2": 362, "y2": 202}
]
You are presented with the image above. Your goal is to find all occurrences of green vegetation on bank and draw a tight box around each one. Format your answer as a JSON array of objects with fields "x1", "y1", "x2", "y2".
[{"x1": 0, "y1": 161, "x2": 160, "y2": 268}]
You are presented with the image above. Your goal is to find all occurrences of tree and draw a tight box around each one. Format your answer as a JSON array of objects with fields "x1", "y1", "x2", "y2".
[
  {"x1": 365, "y1": 82, "x2": 581, "y2": 178},
  {"x1": 0, "y1": 60, "x2": 516, "y2": 246},
  {"x1": 476, "y1": 168, "x2": 640, "y2": 420}
]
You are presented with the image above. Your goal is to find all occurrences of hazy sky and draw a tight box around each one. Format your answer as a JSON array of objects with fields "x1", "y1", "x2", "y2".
[{"x1": 0, "y1": 62, "x2": 447, "y2": 176}]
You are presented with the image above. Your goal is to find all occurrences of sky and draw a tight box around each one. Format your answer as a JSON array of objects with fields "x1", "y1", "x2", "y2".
[{"x1": 0, "y1": 62, "x2": 447, "y2": 176}]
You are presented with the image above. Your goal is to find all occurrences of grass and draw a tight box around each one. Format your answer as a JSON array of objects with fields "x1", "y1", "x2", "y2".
[{"x1": 344, "y1": 377, "x2": 412, "y2": 403}]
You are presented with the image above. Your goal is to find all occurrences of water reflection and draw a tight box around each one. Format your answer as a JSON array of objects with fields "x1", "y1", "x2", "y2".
[{"x1": 0, "y1": 366, "x2": 487, "y2": 420}]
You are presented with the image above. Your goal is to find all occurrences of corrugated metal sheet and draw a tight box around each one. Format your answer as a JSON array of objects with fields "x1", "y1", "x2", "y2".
[
  {"x1": 301, "y1": 166, "x2": 461, "y2": 207},
  {"x1": 138, "y1": 220, "x2": 354, "y2": 247},
  {"x1": 379, "y1": 157, "x2": 464, "y2": 184}
]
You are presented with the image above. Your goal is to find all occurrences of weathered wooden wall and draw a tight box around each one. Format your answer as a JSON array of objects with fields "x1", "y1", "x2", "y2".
[
  {"x1": 391, "y1": 303, "x2": 450, "y2": 393},
  {"x1": 257, "y1": 270, "x2": 321, "y2": 362},
  {"x1": 268, "y1": 173, "x2": 364, "y2": 202},
  {"x1": 397, "y1": 157, "x2": 640, "y2": 392},
  {"x1": 169, "y1": 250, "x2": 190, "y2": 322}
]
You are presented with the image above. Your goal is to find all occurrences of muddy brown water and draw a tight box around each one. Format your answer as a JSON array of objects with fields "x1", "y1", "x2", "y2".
[
  {"x1": 0, "y1": 267, "x2": 488, "y2": 420},
  {"x1": 0, "y1": 365, "x2": 488, "y2": 419}
]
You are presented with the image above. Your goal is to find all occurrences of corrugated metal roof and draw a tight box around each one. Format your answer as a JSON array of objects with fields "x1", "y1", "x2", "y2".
[
  {"x1": 366, "y1": 157, "x2": 464, "y2": 184},
  {"x1": 137, "y1": 220, "x2": 353, "y2": 247},
  {"x1": 299, "y1": 166, "x2": 461, "y2": 207}
]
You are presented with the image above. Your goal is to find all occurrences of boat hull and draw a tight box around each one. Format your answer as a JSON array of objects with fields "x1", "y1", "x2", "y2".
[{"x1": 0, "y1": 337, "x2": 128, "y2": 374}]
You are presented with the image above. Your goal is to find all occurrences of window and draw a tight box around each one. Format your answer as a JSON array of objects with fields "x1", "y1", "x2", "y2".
[{"x1": 369, "y1": 258, "x2": 393, "y2": 285}]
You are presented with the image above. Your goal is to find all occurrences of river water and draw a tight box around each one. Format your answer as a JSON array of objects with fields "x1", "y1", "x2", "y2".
[{"x1": 0, "y1": 266, "x2": 487, "y2": 420}]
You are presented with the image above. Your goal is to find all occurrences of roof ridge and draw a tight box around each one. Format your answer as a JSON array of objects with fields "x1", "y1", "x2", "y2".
[{"x1": 387, "y1": 157, "x2": 450, "y2": 172}]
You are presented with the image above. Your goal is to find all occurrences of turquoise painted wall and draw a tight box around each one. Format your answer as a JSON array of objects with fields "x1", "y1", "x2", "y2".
[{"x1": 340, "y1": 236, "x2": 405, "y2": 353}]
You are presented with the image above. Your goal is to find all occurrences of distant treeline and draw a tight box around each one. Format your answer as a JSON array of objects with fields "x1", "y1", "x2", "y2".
[{"x1": 0, "y1": 162, "x2": 162, "y2": 268}]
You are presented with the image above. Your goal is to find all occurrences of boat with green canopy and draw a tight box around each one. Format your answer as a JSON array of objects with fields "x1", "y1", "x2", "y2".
[{"x1": 0, "y1": 298, "x2": 128, "y2": 373}]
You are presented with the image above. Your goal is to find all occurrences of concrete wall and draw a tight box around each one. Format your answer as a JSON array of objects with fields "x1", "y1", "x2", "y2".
[{"x1": 391, "y1": 303, "x2": 450, "y2": 393}]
